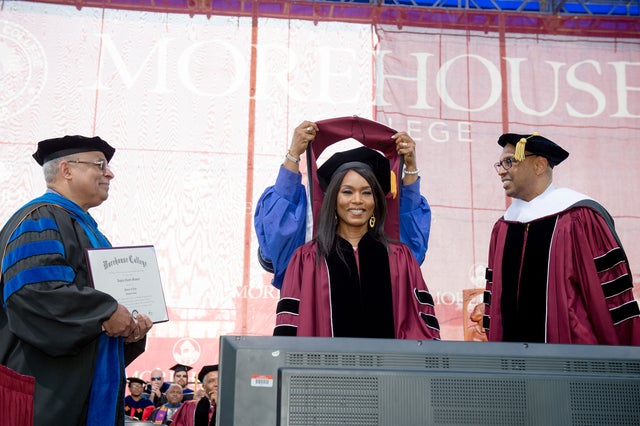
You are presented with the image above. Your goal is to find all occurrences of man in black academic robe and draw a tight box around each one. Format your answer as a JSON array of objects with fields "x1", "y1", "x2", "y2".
[{"x1": 0, "y1": 135, "x2": 152, "y2": 425}]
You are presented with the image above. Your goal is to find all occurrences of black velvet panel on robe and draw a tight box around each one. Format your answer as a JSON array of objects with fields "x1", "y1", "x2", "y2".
[
  {"x1": 326, "y1": 233, "x2": 395, "y2": 338},
  {"x1": 501, "y1": 217, "x2": 557, "y2": 342}
]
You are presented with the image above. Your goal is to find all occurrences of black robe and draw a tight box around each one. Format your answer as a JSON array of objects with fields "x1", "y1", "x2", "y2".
[{"x1": 0, "y1": 195, "x2": 145, "y2": 425}]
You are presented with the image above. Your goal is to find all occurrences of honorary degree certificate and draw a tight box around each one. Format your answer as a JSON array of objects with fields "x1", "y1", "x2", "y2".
[{"x1": 86, "y1": 245, "x2": 169, "y2": 323}]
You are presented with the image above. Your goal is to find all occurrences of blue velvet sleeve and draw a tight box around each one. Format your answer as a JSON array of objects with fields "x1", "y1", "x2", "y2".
[
  {"x1": 254, "y1": 166, "x2": 308, "y2": 289},
  {"x1": 399, "y1": 177, "x2": 431, "y2": 265}
]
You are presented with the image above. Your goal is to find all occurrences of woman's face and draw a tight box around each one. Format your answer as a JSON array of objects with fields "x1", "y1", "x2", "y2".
[{"x1": 336, "y1": 170, "x2": 375, "y2": 233}]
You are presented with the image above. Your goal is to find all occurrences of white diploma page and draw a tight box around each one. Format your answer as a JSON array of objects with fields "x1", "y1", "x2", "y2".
[{"x1": 86, "y1": 245, "x2": 169, "y2": 324}]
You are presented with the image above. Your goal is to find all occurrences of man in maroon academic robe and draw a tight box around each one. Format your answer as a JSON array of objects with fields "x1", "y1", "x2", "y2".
[
  {"x1": 484, "y1": 132, "x2": 640, "y2": 345},
  {"x1": 171, "y1": 365, "x2": 218, "y2": 426}
]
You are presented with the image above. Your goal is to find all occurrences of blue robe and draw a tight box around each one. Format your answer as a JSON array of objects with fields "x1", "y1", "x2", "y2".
[{"x1": 124, "y1": 395, "x2": 155, "y2": 419}]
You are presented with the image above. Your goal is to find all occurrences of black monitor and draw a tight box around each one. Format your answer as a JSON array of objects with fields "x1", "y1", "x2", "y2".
[{"x1": 217, "y1": 335, "x2": 640, "y2": 425}]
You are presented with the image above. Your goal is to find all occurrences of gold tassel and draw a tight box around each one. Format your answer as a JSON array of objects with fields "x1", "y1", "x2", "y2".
[
  {"x1": 514, "y1": 137, "x2": 527, "y2": 161},
  {"x1": 514, "y1": 132, "x2": 540, "y2": 162},
  {"x1": 369, "y1": 215, "x2": 376, "y2": 228},
  {"x1": 390, "y1": 170, "x2": 397, "y2": 199}
]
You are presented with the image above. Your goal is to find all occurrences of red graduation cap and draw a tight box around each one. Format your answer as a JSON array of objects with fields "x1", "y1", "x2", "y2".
[{"x1": 305, "y1": 116, "x2": 401, "y2": 240}]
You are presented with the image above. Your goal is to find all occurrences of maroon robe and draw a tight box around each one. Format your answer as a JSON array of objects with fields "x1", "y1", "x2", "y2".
[
  {"x1": 484, "y1": 199, "x2": 640, "y2": 345},
  {"x1": 275, "y1": 236, "x2": 440, "y2": 340},
  {"x1": 0, "y1": 365, "x2": 34, "y2": 426},
  {"x1": 171, "y1": 399, "x2": 216, "y2": 426}
]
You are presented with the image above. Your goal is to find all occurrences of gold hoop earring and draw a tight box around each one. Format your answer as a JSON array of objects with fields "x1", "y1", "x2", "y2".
[{"x1": 369, "y1": 215, "x2": 376, "y2": 228}]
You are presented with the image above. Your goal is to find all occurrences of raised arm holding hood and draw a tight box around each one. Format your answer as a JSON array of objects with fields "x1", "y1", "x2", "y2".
[{"x1": 254, "y1": 119, "x2": 431, "y2": 289}]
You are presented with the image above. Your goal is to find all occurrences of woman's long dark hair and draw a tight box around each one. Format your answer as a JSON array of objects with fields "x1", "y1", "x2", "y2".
[{"x1": 315, "y1": 166, "x2": 388, "y2": 263}]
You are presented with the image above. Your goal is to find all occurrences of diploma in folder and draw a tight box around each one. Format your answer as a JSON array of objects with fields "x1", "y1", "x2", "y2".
[{"x1": 86, "y1": 245, "x2": 169, "y2": 324}]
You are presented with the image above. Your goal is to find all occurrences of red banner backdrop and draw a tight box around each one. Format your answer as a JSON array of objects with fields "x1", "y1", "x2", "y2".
[{"x1": 0, "y1": 2, "x2": 638, "y2": 384}]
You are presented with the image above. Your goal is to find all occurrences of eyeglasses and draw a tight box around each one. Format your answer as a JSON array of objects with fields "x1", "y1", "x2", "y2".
[
  {"x1": 67, "y1": 159, "x2": 110, "y2": 173},
  {"x1": 150, "y1": 376, "x2": 163, "y2": 381},
  {"x1": 493, "y1": 155, "x2": 537, "y2": 172}
]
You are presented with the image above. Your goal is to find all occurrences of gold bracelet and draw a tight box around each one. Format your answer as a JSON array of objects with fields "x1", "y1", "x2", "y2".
[
  {"x1": 285, "y1": 151, "x2": 300, "y2": 163},
  {"x1": 403, "y1": 168, "x2": 420, "y2": 175}
]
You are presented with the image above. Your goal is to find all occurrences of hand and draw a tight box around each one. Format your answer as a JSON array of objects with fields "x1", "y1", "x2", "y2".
[
  {"x1": 102, "y1": 304, "x2": 136, "y2": 338},
  {"x1": 392, "y1": 131, "x2": 419, "y2": 184},
  {"x1": 151, "y1": 381, "x2": 162, "y2": 399},
  {"x1": 124, "y1": 313, "x2": 153, "y2": 343},
  {"x1": 283, "y1": 121, "x2": 318, "y2": 172},
  {"x1": 289, "y1": 121, "x2": 317, "y2": 158}
]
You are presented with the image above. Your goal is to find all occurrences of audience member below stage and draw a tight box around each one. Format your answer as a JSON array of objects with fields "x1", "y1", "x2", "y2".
[
  {"x1": 171, "y1": 365, "x2": 219, "y2": 426},
  {"x1": 170, "y1": 363, "x2": 195, "y2": 401},
  {"x1": 124, "y1": 377, "x2": 154, "y2": 420},
  {"x1": 143, "y1": 383, "x2": 184, "y2": 424}
]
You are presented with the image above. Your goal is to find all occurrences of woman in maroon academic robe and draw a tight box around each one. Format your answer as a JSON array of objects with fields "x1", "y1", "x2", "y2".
[{"x1": 274, "y1": 146, "x2": 440, "y2": 340}]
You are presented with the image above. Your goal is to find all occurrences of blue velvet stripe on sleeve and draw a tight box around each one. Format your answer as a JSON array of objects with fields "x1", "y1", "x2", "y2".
[
  {"x1": 8, "y1": 217, "x2": 58, "y2": 244},
  {"x1": 4, "y1": 265, "x2": 75, "y2": 303},
  {"x1": 3, "y1": 215, "x2": 69, "y2": 302},
  {"x1": 3, "y1": 240, "x2": 65, "y2": 272}
]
